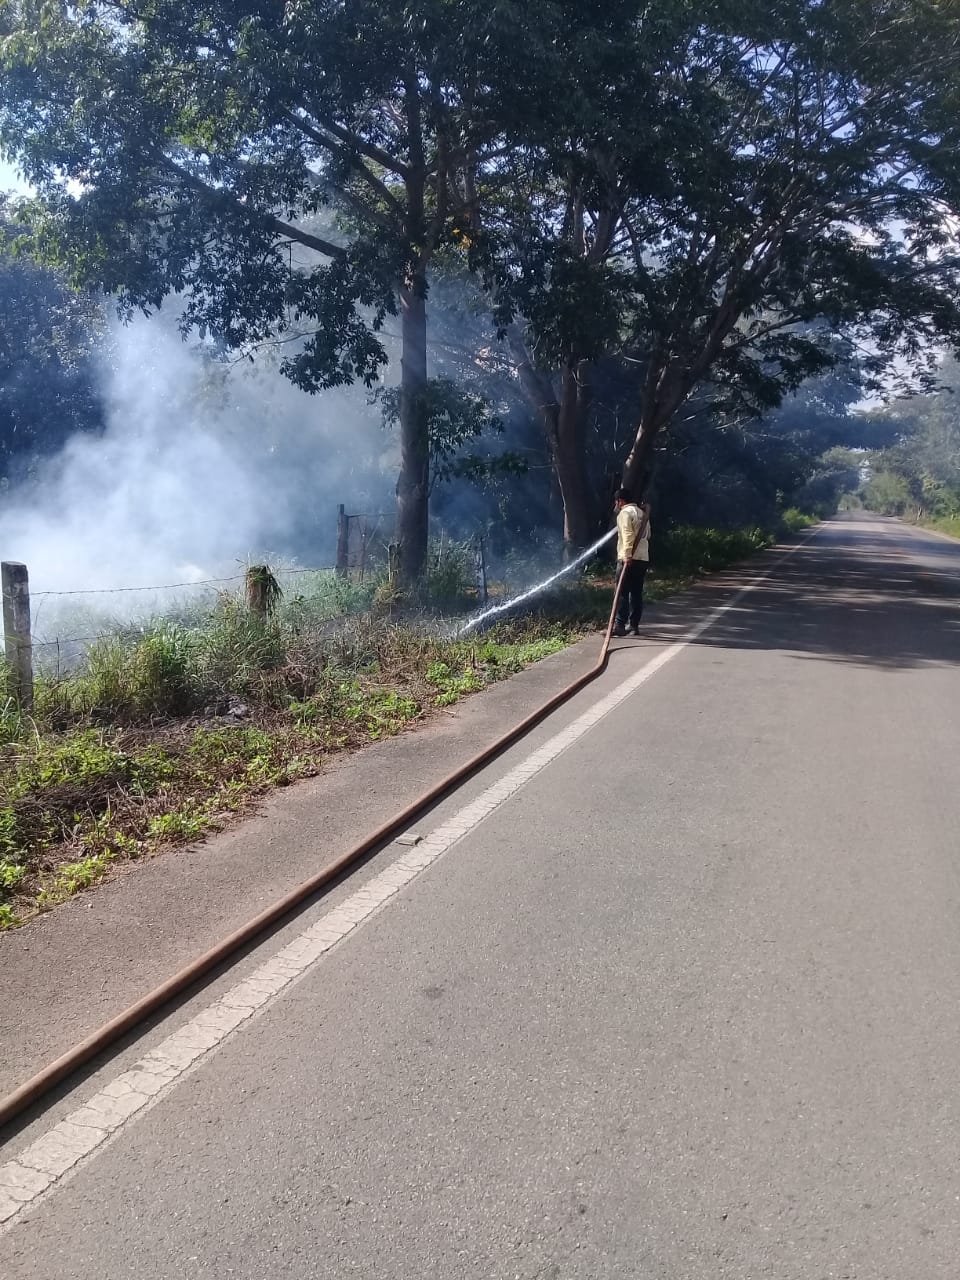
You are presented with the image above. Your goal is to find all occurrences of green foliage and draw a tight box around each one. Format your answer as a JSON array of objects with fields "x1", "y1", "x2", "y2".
[
  {"x1": 926, "y1": 515, "x2": 960, "y2": 539},
  {"x1": 40, "y1": 854, "x2": 112, "y2": 903},
  {"x1": 198, "y1": 598, "x2": 287, "y2": 701},
  {"x1": 0, "y1": 514, "x2": 777, "y2": 926},
  {"x1": 426, "y1": 659, "x2": 483, "y2": 707},
  {"x1": 863, "y1": 471, "x2": 914, "y2": 516},
  {"x1": 780, "y1": 509, "x2": 818, "y2": 534},
  {"x1": 485, "y1": 1, "x2": 960, "y2": 503},
  {"x1": 862, "y1": 363, "x2": 960, "y2": 520},
  {"x1": 147, "y1": 805, "x2": 209, "y2": 842},
  {"x1": 655, "y1": 527, "x2": 773, "y2": 578},
  {"x1": 0, "y1": 690, "x2": 24, "y2": 745},
  {"x1": 0, "y1": 857, "x2": 25, "y2": 894},
  {"x1": 130, "y1": 625, "x2": 198, "y2": 717},
  {"x1": 379, "y1": 377, "x2": 526, "y2": 492},
  {"x1": 421, "y1": 540, "x2": 475, "y2": 609},
  {"x1": 0, "y1": 196, "x2": 106, "y2": 480}
]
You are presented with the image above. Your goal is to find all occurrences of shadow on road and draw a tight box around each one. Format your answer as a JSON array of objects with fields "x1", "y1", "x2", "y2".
[{"x1": 641, "y1": 515, "x2": 960, "y2": 672}]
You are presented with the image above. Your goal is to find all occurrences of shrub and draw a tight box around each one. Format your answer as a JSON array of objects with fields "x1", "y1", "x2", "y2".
[{"x1": 780, "y1": 508, "x2": 818, "y2": 533}]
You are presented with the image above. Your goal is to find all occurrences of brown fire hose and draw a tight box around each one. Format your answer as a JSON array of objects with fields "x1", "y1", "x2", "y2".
[{"x1": 0, "y1": 561, "x2": 630, "y2": 1132}]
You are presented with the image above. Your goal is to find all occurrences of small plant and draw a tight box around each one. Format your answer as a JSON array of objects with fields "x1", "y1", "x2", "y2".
[
  {"x1": 40, "y1": 853, "x2": 113, "y2": 905},
  {"x1": 0, "y1": 857, "x2": 25, "y2": 895},
  {"x1": 426, "y1": 659, "x2": 483, "y2": 706},
  {"x1": 147, "y1": 804, "x2": 209, "y2": 842}
]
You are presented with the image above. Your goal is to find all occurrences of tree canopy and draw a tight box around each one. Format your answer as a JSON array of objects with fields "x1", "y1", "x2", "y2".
[
  {"x1": 3, "y1": 0, "x2": 960, "y2": 556},
  {"x1": 0, "y1": 198, "x2": 105, "y2": 482}
]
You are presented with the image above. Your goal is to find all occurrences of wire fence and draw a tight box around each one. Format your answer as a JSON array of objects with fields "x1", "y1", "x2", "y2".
[
  {"x1": 2, "y1": 563, "x2": 346, "y2": 689},
  {"x1": 30, "y1": 565, "x2": 338, "y2": 600},
  {"x1": 3, "y1": 514, "x2": 491, "y2": 701}
]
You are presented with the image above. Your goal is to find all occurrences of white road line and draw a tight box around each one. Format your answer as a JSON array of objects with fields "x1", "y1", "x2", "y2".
[{"x1": 0, "y1": 529, "x2": 819, "y2": 1230}]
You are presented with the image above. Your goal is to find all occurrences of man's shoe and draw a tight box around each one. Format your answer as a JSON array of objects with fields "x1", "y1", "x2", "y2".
[
  {"x1": 631, "y1": 624, "x2": 641, "y2": 636},
  {"x1": 612, "y1": 626, "x2": 626, "y2": 638}
]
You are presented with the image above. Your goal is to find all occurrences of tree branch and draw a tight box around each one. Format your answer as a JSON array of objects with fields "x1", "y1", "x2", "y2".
[
  {"x1": 155, "y1": 154, "x2": 347, "y2": 259},
  {"x1": 280, "y1": 108, "x2": 405, "y2": 218}
]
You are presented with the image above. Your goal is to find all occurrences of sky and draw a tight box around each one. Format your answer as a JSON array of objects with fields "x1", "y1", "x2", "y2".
[{"x1": 0, "y1": 157, "x2": 29, "y2": 194}]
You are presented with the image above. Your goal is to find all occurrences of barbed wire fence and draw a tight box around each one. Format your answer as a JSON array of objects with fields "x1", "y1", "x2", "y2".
[
  {"x1": 3, "y1": 506, "x2": 490, "y2": 707},
  {"x1": 1, "y1": 560, "x2": 344, "y2": 706}
]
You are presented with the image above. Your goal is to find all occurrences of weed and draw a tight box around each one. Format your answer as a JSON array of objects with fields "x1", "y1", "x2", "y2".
[
  {"x1": 130, "y1": 624, "x2": 198, "y2": 716},
  {"x1": 426, "y1": 660, "x2": 483, "y2": 706},
  {"x1": 0, "y1": 858, "x2": 25, "y2": 895},
  {"x1": 925, "y1": 514, "x2": 960, "y2": 540},
  {"x1": 0, "y1": 692, "x2": 24, "y2": 746},
  {"x1": 655, "y1": 526, "x2": 773, "y2": 577},
  {"x1": 81, "y1": 637, "x2": 131, "y2": 714},
  {"x1": 147, "y1": 804, "x2": 209, "y2": 842},
  {"x1": 40, "y1": 853, "x2": 113, "y2": 906}
]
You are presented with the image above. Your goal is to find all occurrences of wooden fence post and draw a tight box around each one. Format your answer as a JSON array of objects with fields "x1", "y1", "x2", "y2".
[
  {"x1": 358, "y1": 515, "x2": 368, "y2": 581},
  {"x1": 388, "y1": 543, "x2": 401, "y2": 587},
  {"x1": 246, "y1": 565, "x2": 280, "y2": 619},
  {"x1": 475, "y1": 537, "x2": 488, "y2": 605},
  {"x1": 2, "y1": 561, "x2": 33, "y2": 711},
  {"x1": 336, "y1": 504, "x2": 349, "y2": 577}
]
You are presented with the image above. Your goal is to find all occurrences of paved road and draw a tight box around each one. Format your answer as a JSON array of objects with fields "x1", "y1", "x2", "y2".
[{"x1": 4, "y1": 515, "x2": 960, "y2": 1278}]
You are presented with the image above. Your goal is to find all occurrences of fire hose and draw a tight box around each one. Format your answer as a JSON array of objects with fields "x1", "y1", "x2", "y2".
[{"x1": 0, "y1": 561, "x2": 630, "y2": 1131}]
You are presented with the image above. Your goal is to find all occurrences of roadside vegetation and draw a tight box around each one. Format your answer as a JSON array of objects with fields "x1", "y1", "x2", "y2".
[{"x1": 0, "y1": 520, "x2": 808, "y2": 929}]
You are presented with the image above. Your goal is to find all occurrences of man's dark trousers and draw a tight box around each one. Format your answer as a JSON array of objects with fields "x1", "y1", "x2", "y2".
[{"x1": 616, "y1": 559, "x2": 648, "y2": 630}]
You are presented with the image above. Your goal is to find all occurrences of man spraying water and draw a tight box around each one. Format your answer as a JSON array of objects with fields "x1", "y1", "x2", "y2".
[{"x1": 613, "y1": 488, "x2": 651, "y2": 637}]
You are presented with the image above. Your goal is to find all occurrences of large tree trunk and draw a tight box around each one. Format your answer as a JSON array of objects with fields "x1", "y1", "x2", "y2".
[
  {"x1": 396, "y1": 275, "x2": 429, "y2": 584},
  {"x1": 507, "y1": 327, "x2": 595, "y2": 555},
  {"x1": 622, "y1": 420, "x2": 655, "y2": 495},
  {"x1": 555, "y1": 363, "x2": 594, "y2": 555}
]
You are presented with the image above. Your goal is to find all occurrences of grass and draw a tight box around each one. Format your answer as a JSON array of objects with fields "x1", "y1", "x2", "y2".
[
  {"x1": 0, "y1": 618, "x2": 588, "y2": 928},
  {"x1": 922, "y1": 514, "x2": 960, "y2": 540},
  {"x1": 0, "y1": 524, "x2": 783, "y2": 930}
]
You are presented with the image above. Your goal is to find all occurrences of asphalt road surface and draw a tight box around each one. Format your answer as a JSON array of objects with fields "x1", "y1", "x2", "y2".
[{"x1": 4, "y1": 514, "x2": 960, "y2": 1279}]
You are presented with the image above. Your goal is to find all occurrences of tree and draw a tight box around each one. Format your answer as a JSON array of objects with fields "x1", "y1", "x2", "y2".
[
  {"x1": 477, "y1": 0, "x2": 694, "y2": 551},
  {"x1": 863, "y1": 469, "x2": 913, "y2": 516},
  {"x1": 618, "y1": 1, "x2": 960, "y2": 491},
  {"x1": 0, "y1": 0, "x2": 535, "y2": 580},
  {"x1": 863, "y1": 359, "x2": 960, "y2": 517},
  {"x1": 483, "y1": 0, "x2": 960, "y2": 540},
  {"x1": 0, "y1": 198, "x2": 105, "y2": 480}
]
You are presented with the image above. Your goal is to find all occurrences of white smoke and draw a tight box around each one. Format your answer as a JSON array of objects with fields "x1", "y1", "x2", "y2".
[{"x1": 0, "y1": 311, "x2": 397, "y2": 601}]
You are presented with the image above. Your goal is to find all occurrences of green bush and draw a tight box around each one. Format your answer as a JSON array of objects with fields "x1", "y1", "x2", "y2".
[
  {"x1": 863, "y1": 471, "x2": 913, "y2": 515},
  {"x1": 421, "y1": 540, "x2": 475, "y2": 608},
  {"x1": 655, "y1": 526, "x2": 772, "y2": 577},
  {"x1": 198, "y1": 598, "x2": 287, "y2": 700},
  {"x1": 81, "y1": 636, "x2": 132, "y2": 714},
  {"x1": 131, "y1": 624, "x2": 199, "y2": 716},
  {"x1": 780, "y1": 508, "x2": 818, "y2": 533}
]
